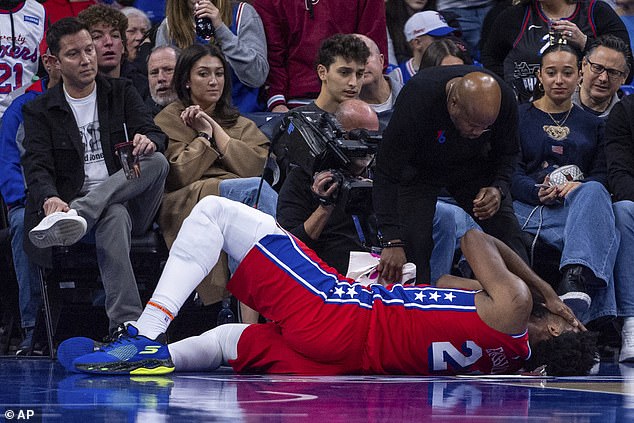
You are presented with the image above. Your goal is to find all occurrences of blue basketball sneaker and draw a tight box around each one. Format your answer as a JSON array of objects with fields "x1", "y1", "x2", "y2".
[
  {"x1": 57, "y1": 337, "x2": 105, "y2": 372},
  {"x1": 72, "y1": 324, "x2": 174, "y2": 375}
]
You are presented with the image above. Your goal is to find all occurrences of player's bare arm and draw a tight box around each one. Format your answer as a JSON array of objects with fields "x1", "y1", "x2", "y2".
[{"x1": 461, "y1": 230, "x2": 533, "y2": 335}]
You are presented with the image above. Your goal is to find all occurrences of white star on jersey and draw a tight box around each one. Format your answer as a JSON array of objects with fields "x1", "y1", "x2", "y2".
[
  {"x1": 429, "y1": 291, "x2": 440, "y2": 302},
  {"x1": 346, "y1": 287, "x2": 357, "y2": 298},
  {"x1": 444, "y1": 292, "x2": 456, "y2": 302},
  {"x1": 415, "y1": 292, "x2": 425, "y2": 302},
  {"x1": 334, "y1": 286, "x2": 345, "y2": 297}
]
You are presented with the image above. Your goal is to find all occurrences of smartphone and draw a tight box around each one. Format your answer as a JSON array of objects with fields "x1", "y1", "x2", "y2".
[{"x1": 534, "y1": 183, "x2": 550, "y2": 188}]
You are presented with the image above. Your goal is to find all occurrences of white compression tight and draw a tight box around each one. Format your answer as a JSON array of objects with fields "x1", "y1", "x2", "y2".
[
  {"x1": 135, "y1": 196, "x2": 283, "y2": 339},
  {"x1": 168, "y1": 323, "x2": 250, "y2": 372}
]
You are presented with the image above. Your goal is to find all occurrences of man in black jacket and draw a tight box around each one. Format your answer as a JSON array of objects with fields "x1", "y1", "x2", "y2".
[
  {"x1": 21, "y1": 17, "x2": 169, "y2": 335},
  {"x1": 374, "y1": 67, "x2": 529, "y2": 284}
]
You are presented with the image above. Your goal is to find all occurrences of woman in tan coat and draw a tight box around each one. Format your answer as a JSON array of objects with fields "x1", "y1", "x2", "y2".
[{"x1": 155, "y1": 43, "x2": 276, "y2": 321}]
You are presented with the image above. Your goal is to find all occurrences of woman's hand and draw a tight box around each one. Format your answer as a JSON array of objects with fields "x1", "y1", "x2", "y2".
[
  {"x1": 194, "y1": 0, "x2": 223, "y2": 29},
  {"x1": 551, "y1": 20, "x2": 588, "y2": 50},
  {"x1": 180, "y1": 105, "x2": 215, "y2": 135},
  {"x1": 557, "y1": 181, "x2": 582, "y2": 199},
  {"x1": 537, "y1": 183, "x2": 559, "y2": 205}
]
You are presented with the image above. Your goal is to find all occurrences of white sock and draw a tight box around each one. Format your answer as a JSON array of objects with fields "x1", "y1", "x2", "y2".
[
  {"x1": 134, "y1": 300, "x2": 175, "y2": 340},
  {"x1": 624, "y1": 317, "x2": 634, "y2": 334},
  {"x1": 168, "y1": 324, "x2": 249, "y2": 372}
]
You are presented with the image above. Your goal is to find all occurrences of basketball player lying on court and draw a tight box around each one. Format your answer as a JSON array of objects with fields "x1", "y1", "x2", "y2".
[{"x1": 58, "y1": 196, "x2": 598, "y2": 376}]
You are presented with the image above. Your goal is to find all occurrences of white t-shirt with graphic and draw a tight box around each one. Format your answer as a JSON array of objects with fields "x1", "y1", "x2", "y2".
[{"x1": 64, "y1": 84, "x2": 108, "y2": 193}]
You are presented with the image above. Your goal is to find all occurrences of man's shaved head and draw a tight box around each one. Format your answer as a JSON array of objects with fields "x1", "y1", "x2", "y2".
[
  {"x1": 334, "y1": 98, "x2": 379, "y2": 131},
  {"x1": 447, "y1": 72, "x2": 502, "y2": 139}
]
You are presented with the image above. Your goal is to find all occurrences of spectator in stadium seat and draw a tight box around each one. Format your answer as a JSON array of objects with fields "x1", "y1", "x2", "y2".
[
  {"x1": 155, "y1": 0, "x2": 268, "y2": 113},
  {"x1": 355, "y1": 33, "x2": 403, "y2": 127},
  {"x1": 385, "y1": 0, "x2": 437, "y2": 67},
  {"x1": 572, "y1": 35, "x2": 630, "y2": 119},
  {"x1": 0, "y1": 51, "x2": 60, "y2": 355},
  {"x1": 388, "y1": 11, "x2": 458, "y2": 85},
  {"x1": 22, "y1": 17, "x2": 169, "y2": 337},
  {"x1": 78, "y1": 4, "x2": 150, "y2": 101},
  {"x1": 482, "y1": 0, "x2": 631, "y2": 103},
  {"x1": 511, "y1": 44, "x2": 617, "y2": 322},
  {"x1": 253, "y1": 0, "x2": 387, "y2": 112},
  {"x1": 120, "y1": 6, "x2": 152, "y2": 75},
  {"x1": 154, "y1": 43, "x2": 277, "y2": 322},
  {"x1": 146, "y1": 45, "x2": 179, "y2": 117},
  {"x1": 420, "y1": 37, "x2": 471, "y2": 69}
]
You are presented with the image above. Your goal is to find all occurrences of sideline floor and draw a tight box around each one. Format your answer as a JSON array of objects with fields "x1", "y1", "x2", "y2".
[{"x1": 1, "y1": 359, "x2": 634, "y2": 422}]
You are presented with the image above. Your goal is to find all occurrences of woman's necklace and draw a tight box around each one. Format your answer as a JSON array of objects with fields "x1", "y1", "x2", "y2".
[{"x1": 542, "y1": 106, "x2": 572, "y2": 141}]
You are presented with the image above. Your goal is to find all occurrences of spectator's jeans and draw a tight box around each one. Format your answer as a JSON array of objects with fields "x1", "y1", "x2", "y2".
[
  {"x1": 513, "y1": 181, "x2": 619, "y2": 323},
  {"x1": 442, "y1": 3, "x2": 493, "y2": 60},
  {"x1": 219, "y1": 177, "x2": 278, "y2": 273},
  {"x1": 431, "y1": 199, "x2": 480, "y2": 283},
  {"x1": 614, "y1": 201, "x2": 634, "y2": 318},
  {"x1": 8, "y1": 206, "x2": 41, "y2": 329}
]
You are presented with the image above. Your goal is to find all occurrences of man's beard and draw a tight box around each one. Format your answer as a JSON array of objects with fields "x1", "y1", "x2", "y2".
[{"x1": 152, "y1": 89, "x2": 178, "y2": 107}]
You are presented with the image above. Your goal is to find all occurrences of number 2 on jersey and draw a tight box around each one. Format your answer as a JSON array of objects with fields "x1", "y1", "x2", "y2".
[{"x1": 430, "y1": 341, "x2": 483, "y2": 372}]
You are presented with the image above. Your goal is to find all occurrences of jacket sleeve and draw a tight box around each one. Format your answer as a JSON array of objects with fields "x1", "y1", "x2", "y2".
[
  {"x1": 276, "y1": 167, "x2": 317, "y2": 246},
  {"x1": 123, "y1": 80, "x2": 167, "y2": 152},
  {"x1": 606, "y1": 98, "x2": 634, "y2": 201},
  {"x1": 356, "y1": 0, "x2": 388, "y2": 60},
  {"x1": 215, "y1": 3, "x2": 269, "y2": 88},
  {"x1": 489, "y1": 90, "x2": 521, "y2": 198},
  {"x1": 219, "y1": 118, "x2": 269, "y2": 177},
  {"x1": 481, "y1": 7, "x2": 521, "y2": 78},
  {"x1": 252, "y1": 0, "x2": 288, "y2": 110},
  {"x1": 164, "y1": 135, "x2": 219, "y2": 192},
  {"x1": 373, "y1": 82, "x2": 421, "y2": 241},
  {"x1": 586, "y1": 119, "x2": 608, "y2": 185},
  {"x1": 0, "y1": 99, "x2": 27, "y2": 205},
  {"x1": 22, "y1": 100, "x2": 59, "y2": 209}
]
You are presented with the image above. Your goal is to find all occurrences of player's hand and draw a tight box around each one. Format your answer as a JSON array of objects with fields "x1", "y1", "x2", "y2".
[
  {"x1": 543, "y1": 294, "x2": 587, "y2": 332},
  {"x1": 377, "y1": 246, "x2": 406, "y2": 286},
  {"x1": 472, "y1": 186, "x2": 501, "y2": 220},
  {"x1": 132, "y1": 133, "x2": 156, "y2": 156},
  {"x1": 43, "y1": 196, "x2": 69, "y2": 215}
]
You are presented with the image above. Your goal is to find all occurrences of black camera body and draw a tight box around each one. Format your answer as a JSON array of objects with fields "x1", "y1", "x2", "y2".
[{"x1": 274, "y1": 110, "x2": 380, "y2": 214}]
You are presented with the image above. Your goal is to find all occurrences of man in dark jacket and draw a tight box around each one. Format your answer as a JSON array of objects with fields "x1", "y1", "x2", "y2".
[{"x1": 21, "y1": 17, "x2": 169, "y2": 335}]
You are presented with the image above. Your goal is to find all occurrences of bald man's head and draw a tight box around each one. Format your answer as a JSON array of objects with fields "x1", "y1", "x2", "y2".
[
  {"x1": 446, "y1": 72, "x2": 501, "y2": 139},
  {"x1": 334, "y1": 99, "x2": 380, "y2": 132},
  {"x1": 333, "y1": 99, "x2": 379, "y2": 174}
]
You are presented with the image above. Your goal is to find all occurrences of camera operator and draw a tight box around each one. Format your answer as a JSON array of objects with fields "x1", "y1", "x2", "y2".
[
  {"x1": 277, "y1": 100, "x2": 379, "y2": 273},
  {"x1": 277, "y1": 99, "x2": 468, "y2": 280}
]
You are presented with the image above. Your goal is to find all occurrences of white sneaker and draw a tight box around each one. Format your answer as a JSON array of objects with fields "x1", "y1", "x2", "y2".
[
  {"x1": 29, "y1": 210, "x2": 87, "y2": 248},
  {"x1": 620, "y1": 329, "x2": 634, "y2": 363}
]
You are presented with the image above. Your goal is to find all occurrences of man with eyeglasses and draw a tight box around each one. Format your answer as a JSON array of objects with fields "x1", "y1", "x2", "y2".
[
  {"x1": 374, "y1": 67, "x2": 529, "y2": 284},
  {"x1": 573, "y1": 35, "x2": 631, "y2": 119}
]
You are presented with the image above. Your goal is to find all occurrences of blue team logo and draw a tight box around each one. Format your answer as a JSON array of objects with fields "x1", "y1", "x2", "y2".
[
  {"x1": 24, "y1": 15, "x2": 40, "y2": 25},
  {"x1": 437, "y1": 130, "x2": 446, "y2": 144}
]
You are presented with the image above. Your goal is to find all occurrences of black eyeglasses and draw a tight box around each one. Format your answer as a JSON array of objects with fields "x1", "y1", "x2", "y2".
[{"x1": 585, "y1": 57, "x2": 627, "y2": 79}]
